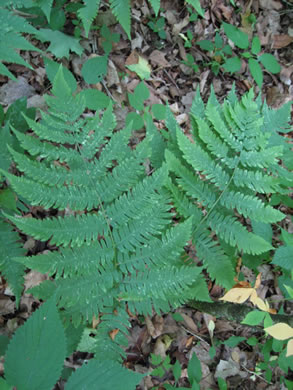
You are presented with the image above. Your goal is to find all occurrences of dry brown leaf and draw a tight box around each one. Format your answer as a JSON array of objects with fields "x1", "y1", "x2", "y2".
[
  {"x1": 149, "y1": 50, "x2": 169, "y2": 67},
  {"x1": 109, "y1": 328, "x2": 119, "y2": 341},
  {"x1": 265, "y1": 323, "x2": 293, "y2": 340},
  {"x1": 272, "y1": 34, "x2": 293, "y2": 49}
]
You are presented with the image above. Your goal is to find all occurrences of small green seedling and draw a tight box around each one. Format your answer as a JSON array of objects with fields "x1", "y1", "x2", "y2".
[
  {"x1": 195, "y1": 24, "x2": 281, "y2": 87},
  {"x1": 148, "y1": 15, "x2": 166, "y2": 40}
]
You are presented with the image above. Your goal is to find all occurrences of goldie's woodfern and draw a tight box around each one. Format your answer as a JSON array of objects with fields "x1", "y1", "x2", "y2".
[
  {"x1": 156, "y1": 87, "x2": 291, "y2": 289},
  {"x1": 1, "y1": 67, "x2": 209, "y2": 368}
]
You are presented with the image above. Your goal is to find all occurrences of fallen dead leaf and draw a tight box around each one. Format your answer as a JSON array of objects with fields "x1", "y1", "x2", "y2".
[
  {"x1": 272, "y1": 34, "x2": 293, "y2": 49},
  {"x1": 149, "y1": 50, "x2": 169, "y2": 67}
]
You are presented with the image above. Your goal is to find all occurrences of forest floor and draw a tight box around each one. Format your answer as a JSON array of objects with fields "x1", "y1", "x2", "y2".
[{"x1": 0, "y1": 0, "x2": 292, "y2": 389}]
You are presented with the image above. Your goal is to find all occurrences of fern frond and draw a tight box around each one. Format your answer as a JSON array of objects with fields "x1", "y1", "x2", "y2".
[
  {"x1": 207, "y1": 210, "x2": 273, "y2": 254},
  {"x1": 120, "y1": 266, "x2": 205, "y2": 314},
  {"x1": 0, "y1": 8, "x2": 39, "y2": 79},
  {"x1": 0, "y1": 220, "x2": 25, "y2": 306},
  {"x1": 109, "y1": 0, "x2": 131, "y2": 38},
  {"x1": 5, "y1": 213, "x2": 108, "y2": 247},
  {"x1": 176, "y1": 128, "x2": 231, "y2": 190},
  {"x1": 194, "y1": 228, "x2": 234, "y2": 289},
  {"x1": 78, "y1": 0, "x2": 101, "y2": 38},
  {"x1": 4, "y1": 67, "x2": 201, "y2": 333}
]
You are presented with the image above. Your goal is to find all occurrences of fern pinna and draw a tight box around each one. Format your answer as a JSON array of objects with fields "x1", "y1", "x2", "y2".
[
  {"x1": 161, "y1": 87, "x2": 291, "y2": 289},
  {"x1": 1, "y1": 67, "x2": 208, "y2": 365}
]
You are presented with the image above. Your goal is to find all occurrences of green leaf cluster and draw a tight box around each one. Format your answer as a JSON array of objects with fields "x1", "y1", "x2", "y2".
[{"x1": 194, "y1": 24, "x2": 281, "y2": 87}]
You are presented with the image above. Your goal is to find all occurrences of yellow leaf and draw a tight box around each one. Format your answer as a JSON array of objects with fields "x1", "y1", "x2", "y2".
[
  {"x1": 265, "y1": 323, "x2": 293, "y2": 340},
  {"x1": 286, "y1": 339, "x2": 293, "y2": 357},
  {"x1": 220, "y1": 288, "x2": 255, "y2": 304},
  {"x1": 254, "y1": 273, "x2": 262, "y2": 289},
  {"x1": 254, "y1": 297, "x2": 270, "y2": 312}
]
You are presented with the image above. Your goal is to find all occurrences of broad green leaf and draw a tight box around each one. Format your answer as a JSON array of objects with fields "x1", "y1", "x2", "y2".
[
  {"x1": 0, "y1": 334, "x2": 10, "y2": 356},
  {"x1": 224, "y1": 336, "x2": 246, "y2": 347},
  {"x1": 125, "y1": 112, "x2": 144, "y2": 130},
  {"x1": 78, "y1": 89, "x2": 110, "y2": 110},
  {"x1": 81, "y1": 55, "x2": 108, "y2": 84},
  {"x1": 214, "y1": 32, "x2": 223, "y2": 48},
  {"x1": 251, "y1": 36, "x2": 261, "y2": 55},
  {"x1": 173, "y1": 359, "x2": 181, "y2": 381},
  {"x1": 5, "y1": 296, "x2": 66, "y2": 390},
  {"x1": 49, "y1": 7, "x2": 66, "y2": 30},
  {"x1": 128, "y1": 82, "x2": 150, "y2": 111},
  {"x1": 272, "y1": 245, "x2": 293, "y2": 270},
  {"x1": 241, "y1": 310, "x2": 266, "y2": 326},
  {"x1": 222, "y1": 57, "x2": 241, "y2": 73},
  {"x1": 35, "y1": 29, "x2": 83, "y2": 58},
  {"x1": 251, "y1": 221, "x2": 272, "y2": 244},
  {"x1": 248, "y1": 58, "x2": 263, "y2": 87},
  {"x1": 152, "y1": 104, "x2": 166, "y2": 120},
  {"x1": 0, "y1": 188, "x2": 17, "y2": 212},
  {"x1": 281, "y1": 229, "x2": 293, "y2": 247},
  {"x1": 126, "y1": 56, "x2": 151, "y2": 80},
  {"x1": 65, "y1": 359, "x2": 143, "y2": 390},
  {"x1": 197, "y1": 39, "x2": 214, "y2": 51},
  {"x1": 187, "y1": 352, "x2": 202, "y2": 384},
  {"x1": 44, "y1": 57, "x2": 77, "y2": 93},
  {"x1": 259, "y1": 53, "x2": 281, "y2": 74},
  {"x1": 223, "y1": 23, "x2": 249, "y2": 49},
  {"x1": 0, "y1": 378, "x2": 12, "y2": 390}
]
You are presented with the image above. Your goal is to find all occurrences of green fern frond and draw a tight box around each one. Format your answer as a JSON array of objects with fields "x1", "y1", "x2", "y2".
[
  {"x1": 164, "y1": 88, "x2": 289, "y2": 286},
  {"x1": 0, "y1": 220, "x2": 25, "y2": 306},
  {"x1": 78, "y1": 0, "x2": 101, "y2": 37},
  {"x1": 0, "y1": 8, "x2": 40, "y2": 79},
  {"x1": 109, "y1": 0, "x2": 131, "y2": 38},
  {"x1": 5, "y1": 213, "x2": 108, "y2": 247},
  {"x1": 4, "y1": 67, "x2": 202, "y2": 334},
  {"x1": 194, "y1": 228, "x2": 234, "y2": 289}
]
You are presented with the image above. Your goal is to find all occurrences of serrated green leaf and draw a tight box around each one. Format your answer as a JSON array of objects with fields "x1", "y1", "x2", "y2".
[
  {"x1": 81, "y1": 55, "x2": 108, "y2": 84},
  {"x1": 126, "y1": 112, "x2": 144, "y2": 130},
  {"x1": 78, "y1": 89, "x2": 110, "y2": 110},
  {"x1": 5, "y1": 296, "x2": 66, "y2": 390},
  {"x1": 128, "y1": 82, "x2": 150, "y2": 111},
  {"x1": 241, "y1": 310, "x2": 266, "y2": 326},
  {"x1": 187, "y1": 352, "x2": 202, "y2": 384},
  {"x1": 251, "y1": 36, "x2": 261, "y2": 55},
  {"x1": 152, "y1": 104, "x2": 166, "y2": 120},
  {"x1": 215, "y1": 32, "x2": 223, "y2": 49},
  {"x1": 197, "y1": 39, "x2": 214, "y2": 51},
  {"x1": 248, "y1": 58, "x2": 263, "y2": 87},
  {"x1": 44, "y1": 57, "x2": 77, "y2": 93},
  {"x1": 149, "y1": 0, "x2": 160, "y2": 16},
  {"x1": 223, "y1": 23, "x2": 249, "y2": 49},
  {"x1": 222, "y1": 57, "x2": 241, "y2": 73},
  {"x1": 259, "y1": 53, "x2": 281, "y2": 74},
  {"x1": 186, "y1": 0, "x2": 204, "y2": 17},
  {"x1": 272, "y1": 245, "x2": 293, "y2": 270},
  {"x1": 65, "y1": 359, "x2": 142, "y2": 390},
  {"x1": 35, "y1": 29, "x2": 83, "y2": 58},
  {"x1": 281, "y1": 229, "x2": 293, "y2": 247},
  {"x1": 52, "y1": 65, "x2": 72, "y2": 99}
]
